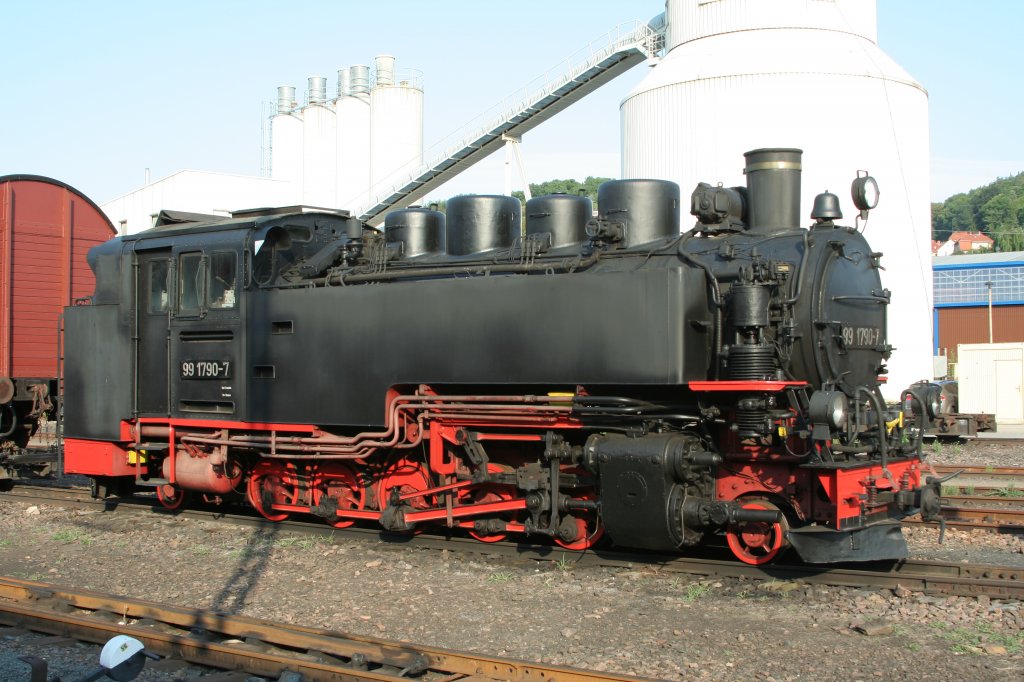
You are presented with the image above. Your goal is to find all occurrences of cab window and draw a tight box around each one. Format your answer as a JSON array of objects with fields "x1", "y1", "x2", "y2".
[
  {"x1": 148, "y1": 260, "x2": 169, "y2": 313},
  {"x1": 208, "y1": 252, "x2": 237, "y2": 309},
  {"x1": 178, "y1": 253, "x2": 203, "y2": 315}
]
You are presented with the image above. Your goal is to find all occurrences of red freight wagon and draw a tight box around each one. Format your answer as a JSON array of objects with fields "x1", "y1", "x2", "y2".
[{"x1": 0, "y1": 175, "x2": 115, "y2": 453}]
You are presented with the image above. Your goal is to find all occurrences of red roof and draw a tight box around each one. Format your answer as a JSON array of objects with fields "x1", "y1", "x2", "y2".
[{"x1": 949, "y1": 231, "x2": 994, "y2": 246}]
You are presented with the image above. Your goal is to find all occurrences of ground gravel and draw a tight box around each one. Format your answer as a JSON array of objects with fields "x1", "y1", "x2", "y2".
[
  {"x1": 0, "y1": 440, "x2": 1021, "y2": 681},
  {"x1": 926, "y1": 438, "x2": 1024, "y2": 468}
]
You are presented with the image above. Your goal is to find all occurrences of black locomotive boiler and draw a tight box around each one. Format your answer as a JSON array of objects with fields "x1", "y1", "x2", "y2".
[{"x1": 62, "y1": 149, "x2": 942, "y2": 564}]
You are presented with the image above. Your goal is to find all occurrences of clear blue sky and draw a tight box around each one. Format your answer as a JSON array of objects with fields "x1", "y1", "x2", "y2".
[{"x1": 0, "y1": 1, "x2": 1019, "y2": 205}]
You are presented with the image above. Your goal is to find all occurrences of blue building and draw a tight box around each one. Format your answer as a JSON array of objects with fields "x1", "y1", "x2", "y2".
[{"x1": 933, "y1": 251, "x2": 1024, "y2": 358}]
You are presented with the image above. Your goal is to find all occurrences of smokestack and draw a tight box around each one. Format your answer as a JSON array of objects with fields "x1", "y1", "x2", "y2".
[{"x1": 743, "y1": 148, "x2": 802, "y2": 232}]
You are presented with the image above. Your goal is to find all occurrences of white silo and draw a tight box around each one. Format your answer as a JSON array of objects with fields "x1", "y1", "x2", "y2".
[
  {"x1": 270, "y1": 86, "x2": 303, "y2": 187},
  {"x1": 336, "y1": 65, "x2": 371, "y2": 210},
  {"x1": 621, "y1": 0, "x2": 931, "y2": 398},
  {"x1": 302, "y1": 76, "x2": 337, "y2": 207},
  {"x1": 369, "y1": 55, "x2": 424, "y2": 202}
]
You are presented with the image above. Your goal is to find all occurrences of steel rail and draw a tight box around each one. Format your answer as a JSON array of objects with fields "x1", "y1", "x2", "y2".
[
  {"x1": 903, "y1": 494, "x2": 1024, "y2": 531},
  {"x1": 0, "y1": 577, "x2": 644, "y2": 682},
  {"x1": 956, "y1": 437, "x2": 1024, "y2": 446},
  {"x1": 905, "y1": 516, "x2": 1024, "y2": 532},
  {"x1": 939, "y1": 505, "x2": 1024, "y2": 526},
  {"x1": 943, "y1": 493, "x2": 1024, "y2": 506},
  {"x1": 931, "y1": 465, "x2": 1024, "y2": 477},
  {"x1": 0, "y1": 484, "x2": 96, "y2": 507},
  {"x1": 929, "y1": 465, "x2": 1024, "y2": 495}
]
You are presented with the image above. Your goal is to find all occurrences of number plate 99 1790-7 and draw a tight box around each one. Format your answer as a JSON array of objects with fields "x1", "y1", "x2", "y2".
[{"x1": 181, "y1": 360, "x2": 231, "y2": 379}]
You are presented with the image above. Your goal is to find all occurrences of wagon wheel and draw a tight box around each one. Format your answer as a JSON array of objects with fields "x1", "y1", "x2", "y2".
[
  {"x1": 156, "y1": 483, "x2": 186, "y2": 510},
  {"x1": 247, "y1": 462, "x2": 298, "y2": 522},
  {"x1": 458, "y1": 463, "x2": 519, "y2": 543},
  {"x1": 375, "y1": 458, "x2": 434, "y2": 533},
  {"x1": 554, "y1": 468, "x2": 603, "y2": 551},
  {"x1": 311, "y1": 462, "x2": 366, "y2": 528},
  {"x1": 725, "y1": 500, "x2": 790, "y2": 565},
  {"x1": 376, "y1": 459, "x2": 434, "y2": 511}
]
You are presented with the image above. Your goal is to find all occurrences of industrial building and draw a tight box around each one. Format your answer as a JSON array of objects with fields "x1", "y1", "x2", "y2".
[
  {"x1": 933, "y1": 251, "x2": 1024, "y2": 358},
  {"x1": 620, "y1": 0, "x2": 931, "y2": 399},
  {"x1": 102, "y1": 56, "x2": 424, "y2": 234}
]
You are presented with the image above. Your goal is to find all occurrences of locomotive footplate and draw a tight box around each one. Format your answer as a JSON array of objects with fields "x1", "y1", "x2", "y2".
[{"x1": 785, "y1": 520, "x2": 908, "y2": 563}]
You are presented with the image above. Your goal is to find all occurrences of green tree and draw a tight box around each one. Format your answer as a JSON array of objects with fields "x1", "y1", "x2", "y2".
[
  {"x1": 995, "y1": 226, "x2": 1024, "y2": 252},
  {"x1": 931, "y1": 170, "x2": 1024, "y2": 249},
  {"x1": 512, "y1": 177, "x2": 613, "y2": 206},
  {"x1": 981, "y1": 192, "x2": 1018, "y2": 230},
  {"x1": 932, "y1": 193, "x2": 974, "y2": 240}
]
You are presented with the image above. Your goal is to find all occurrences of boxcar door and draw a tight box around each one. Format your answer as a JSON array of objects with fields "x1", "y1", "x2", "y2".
[{"x1": 135, "y1": 248, "x2": 172, "y2": 415}]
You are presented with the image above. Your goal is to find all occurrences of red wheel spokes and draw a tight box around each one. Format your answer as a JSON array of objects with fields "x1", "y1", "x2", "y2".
[
  {"x1": 725, "y1": 500, "x2": 788, "y2": 565},
  {"x1": 311, "y1": 462, "x2": 366, "y2": 528},
  {"x1": 376, "y1": 460, "x2": 434, "y2": 511},
  {"x1": 156, "y1": 484, "x2": 186, "y2": 510},
  {"x1": 247, "y1": 462, "x2": 297, "y2": 522},
  {"x1": 458, "y1": 463, "x2": 520, "y2": 543}
]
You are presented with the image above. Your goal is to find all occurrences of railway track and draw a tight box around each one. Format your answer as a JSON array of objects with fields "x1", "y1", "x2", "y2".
[
  {"x1": 953, "y1": 436, "x2": 1024, "y2": 446},
  {"x1": 938, "y1": 504, "x2": 1024, "y2": 527},
  {"x1": 931, "y1": 464, "x2": 1024, "y2": 478},
  {"x1": 4, "y1": 482, "x2": 1023, "y2": 599},
  {"x1": 929, "y1": 464, "x2": 1024, "y2": 495},
  {"x1": 10, "y1": 478, "x2": 1022, "y2": 533},
  {"x1": 0, "y1": 483, "x2": 97, "y2": 508},
  {"x1": 0, "y1": 577, "x2": 642, "y2": 682}
]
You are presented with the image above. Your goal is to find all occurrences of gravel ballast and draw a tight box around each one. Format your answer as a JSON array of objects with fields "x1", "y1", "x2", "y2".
[{"x1": 0, "y1": 440, "x2": 1021, "y2": 681}]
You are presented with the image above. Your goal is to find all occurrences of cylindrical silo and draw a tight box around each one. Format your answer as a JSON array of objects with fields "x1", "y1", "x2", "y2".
[
  {"x1": 270, "y1": 86, "x2": 303, "y2": 188},
  {"x1": 621, "y1": 0, "x2": 931, "y2": 398},
  {"x1": 302, "y1": 76, "x2": 337, "y2": 207},
  {"x1": 369, "y1": 56, "x2": 424, "y2": 202},
  {"x1": 336, "y1": 65, "x2": 371, "y2": 210}
]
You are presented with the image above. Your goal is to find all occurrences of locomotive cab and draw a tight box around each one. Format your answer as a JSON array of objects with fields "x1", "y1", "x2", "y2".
[{"x1": 63, "y1": 210, "x2": 359, "y2": 500}]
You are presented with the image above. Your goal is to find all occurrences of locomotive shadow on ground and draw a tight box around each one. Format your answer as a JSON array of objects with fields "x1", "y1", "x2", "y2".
[
  {"x1": 19, "y1": 490, "x2": 279, "y2": 631},
  {"x1": 102, "y1": 494, "x2": 288, "y2": 646},
  {"x1": 143, "y1": 505, "x2": 282, "y2": 618}
]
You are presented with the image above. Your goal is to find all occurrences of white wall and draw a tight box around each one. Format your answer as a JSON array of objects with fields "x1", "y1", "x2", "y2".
[
  {"x1": 957, "y1": 342, "x2": 1024, "y2": 424},
  {"x1": 622, "y1": 2, "x2": 931, "y2": 399},
  {"x1": 101, "y1": 170, "x2": 297, "y2": 234}
]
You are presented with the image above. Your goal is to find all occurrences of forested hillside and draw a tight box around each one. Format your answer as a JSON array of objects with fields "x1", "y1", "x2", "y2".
[
  {"x1": 932, "y1": 171, "x2": 1024, "y2": 251},
  {"x1": 511, "y1": 177, "x2": 612, "y2": 205}
]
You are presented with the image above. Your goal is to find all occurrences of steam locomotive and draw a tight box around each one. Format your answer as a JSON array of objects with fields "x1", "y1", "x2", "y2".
[{"x1": 62, "y1": 149, "x2": 943, "y2": 564}]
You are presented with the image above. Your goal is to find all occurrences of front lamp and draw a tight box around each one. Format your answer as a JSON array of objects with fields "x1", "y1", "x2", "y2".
[
  {"x1": 851, "y1": 173, "x2": 880, "y2": 212},
  {"x1": 809, "y1": 390, "x2": 848, "y2": 429}
]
